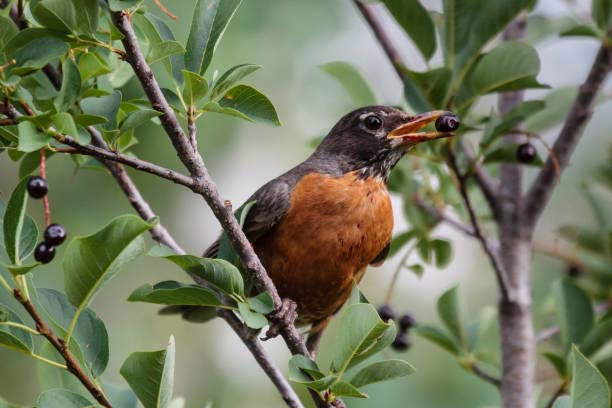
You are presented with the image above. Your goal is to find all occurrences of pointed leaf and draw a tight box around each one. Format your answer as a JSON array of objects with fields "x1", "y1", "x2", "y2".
[
  {"x1": 237, "y1": 301, "x2": 268, "y2": 329},
  {"x1": 381, "y1": 0, "x2": 436, "y2": 60},
  {"x1": 182, "y1": 70, "x2": 209, "y2": 107},
  {"x1": 37, "y1": 389, "x2": 94, "y2": 408},
  {"x1": 127, "y1": 281, "x2": 221, "y2": 307},
  {"x1": 320, "y1": 61, "x2": 376, "y2": 106},
  {"x1": 55, "y1": 58, "x2": 81, "y2": 111},
  {"x1": 210, "y1": 64, "x2": 261, "y2": 100},
  {"x1": 31, "y1": 0, "x2": 77, "y2": 33},
  {"x1": 81, "y1": 91, "x2": 122, "y2": 130},
  {"x1": 119, "y1": 109, "x2": 162, "y2": 134},
  {"x1": 63, "y1": 215, "x2": 154, "y2": 309},
  {"x1": 17, "y1": 121, "x2": 51, "y2": 153},
  {"x1": 350, "y1": 359, "x2": 415, "y2": 388},
  {"x1": 147, "y1": 41, "x2": 185, "y2": 66},
  {"x1": 554, "y1": 279, "x2": 594, "y2": 350},
  {"x1": 0, "y1": 304, "x2": 33, "y2": 353},
  {"x1": 571, "y1": 346, "x2": 610, "y2": 408},
  {"x1": 149, "y1": 248, "x2": 244, "y2": 297},
  {"x1": 413, "y1": 324, "x2": 461, "y2": 355},
  {"x1": 437, "y1": 286, "x2": 463, "y2": 344},
  {"x1": 288, "y1": 355, "x2": 336, "y2": 392},
  {"x1": 0, "y1": 197, "x2": 38, "y2": 264},
  {"x1": 332, "y1": 303, "x2": 397, "y2": 375},
  {"x1": 120, "y1": 336, "x2": 175, "y2": 408},
  {"x1": 204, "y1": 85, "x2": 280, "y2": 126},
  {"x1": 184, "y1": 0, "x2": 243, "y2": 75},
  {"x1": 331, "y1": 381, "x2": 368, "y2": 399}
]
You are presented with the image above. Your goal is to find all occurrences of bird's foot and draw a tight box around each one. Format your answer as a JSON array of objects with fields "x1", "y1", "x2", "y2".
[{"x1": 262, "y1": 298, "x2": 298, "y2": 341}]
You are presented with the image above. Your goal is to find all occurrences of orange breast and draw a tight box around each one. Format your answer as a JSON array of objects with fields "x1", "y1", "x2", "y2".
[{"x1": 254, "y1": 171, "x2": 393, "y2": 324}]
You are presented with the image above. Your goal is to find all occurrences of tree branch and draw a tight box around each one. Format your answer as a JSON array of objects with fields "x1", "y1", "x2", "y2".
[
  {"x1": 523, "y1": 44, "x2": 612, "y2": 228},
  {"x1": 109, "y1": 10, "x2": 314, "y2": 359},
  {"x1": 471, "y1": 363, "x2": 501, "y2": 388},
  {"x1": 12, "y1": 288, "x2": 112, "y2": 408},
  {"x1": 413, "y1": 194, "x2": 476, "y2": 237}
]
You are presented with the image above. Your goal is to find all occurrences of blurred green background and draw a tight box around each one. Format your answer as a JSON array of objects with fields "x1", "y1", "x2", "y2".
[{"x1": 1, "y1": 0, "x2": 610, "y2": 406}]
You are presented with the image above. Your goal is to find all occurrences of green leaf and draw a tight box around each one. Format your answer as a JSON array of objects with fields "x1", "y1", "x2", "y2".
[
  {"x1": 350, "y1": 359, "x2": 415, "y2": 388},
  {"x1": 570, "y1": 346, "x2": 610, "y2": 408},
  {"x1": 388, "y1": 230, "x2": 416, "y2": 257},
  {"x1": 431, "y1": 239, "x2": 452, "y2": 268},
  {"x1": 437, "y1": 286, "x2": 463, "y2": 344},
  {"x1": 320, "y1": 61, "x2": 376, "y2": 106},
  {"x1": 332, "y1": 303, "x2": 397, "y2": 375},
  {"x1": 381, "y1": 0, "x2": 436, "y2": 60},
  {"x1": 103, "y1": 383, "x2": 138, "y2": 408},
  {"x1": 119, "y1": 109, "x2": 162, "y2": 134},
  {"x1": 77, "y1": 52, "x2": 111, "y2": 82},
  {"x1": 413, "y1": 324, "x2": 460, "y2": 355},
  {"x1": 81, "y1": 90, "x2": 122, "y2": 130},
  {"x1": 127, "y1": 281, "x2": 221, "y2": 307},
  {"x1": 147, "y1": 41, "x2": 185, "y2": 66},
  {"x1": 149, "y1": 248, "x2": 244, "y2": 297},
  {"x1": 55, "y1": 59, "x2": 81, "y2": 112},
  {"x1": 35, "y1": 288, "x2": 109, "y2": 378},
  {"x1": 442, "y1": 0, "x2": 533, "y2": 74},
  {"x1": 184, "y1": 0, "x2": 243, "y2": 75},
  {"x1": 63, "y1": 215, "x2": 154, "y2": 309},
  {"x1": 31, "y1": 0, "x2": 77, "y2": 34},
  {"x1": 36, "y1": 342, "x2": 90, "y2": 399},
  {"x1": 182, "y1": 70, "x2": 209, "y2": 107},
  {"x1": 542, "y1": 351, "x2": 567, "y2": 378},
  {"x1": 481, "y1": 100, "x2": 546, "y2": 147},
  {"x1": 17, "y1": 120, "x2": 51, "y2": 153},
  {"x1": 120, "y1": 336, "x2": 175, "y2": 408},
  {"x1": 74, "y1": 114, "x2": 107, "y2": 127},
  {"x1": 37, "y1": 389, "x2": 94, "y2": 408},
  {"x1": 204, "y1": 85, "x2": 280, "y2": 126},
  {"x1": 0, "y1": 304, "x2": 33, "y2": 353},
  {"x1": 331, "y1": 381, "x2": 368, "y2": 399},
  {"x1": 217, "y1": 200, "x2": 256, "y2": 266},
  {"x1": 3, "y1": 178, "x2": 38, "y2": 264},
  {"x1": 247, "y1": 292, "x2": 274, "y2": 314},
  {"x1": 12, "y1": 37, "x2": 68, "y2": 75},
  {"x1": 0, "y1": 16, "x2": 19, "y2": 64},
  {"x1": 73, "y1": 0, "x2": 99, "y2": 36},
  {"x1": 483, "y1": 143, "x2": 544, "y2": 167},
  {"x1": 593, "y1": 0, "x2": 612, "y2": 32},
  {"x1": 560, "y1": 24, "x2": 603, "y2": 38},
  {"x1": 3, "y1": 263, "x2": 38, "y2": 276},
  {"x1": 554, "y1": 279, "x2": 594, "y2": 350},
  {"x1": 525, "y1": 87, "x2": 577, "y2": 133},
  {"x1": 0, "y1": 197, "x2": 38, "y2": 264},
  {"x1": 472, "y1": 41, "x2": 545, "y2": 95},
  {"x1": 579, "y1": 314, "x2": 612, "y2": 357},
  {"x1": 288, "y1": 355, "x2": 336, "y2": 392},
  {"x1": 402, "y1": 67, "x2": 451, "y2": 112},
  {"x1": 238, "y1": 301, "x2": 268, "y2": 329},
  {"x1": 53, "y1": 112, "x2": 78, "y2": 138},
  {"x1": 210, "y1": 64, "x2": 261, "y2": 100}
]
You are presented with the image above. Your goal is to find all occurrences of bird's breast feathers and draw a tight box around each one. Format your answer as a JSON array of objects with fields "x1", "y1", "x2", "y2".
[{"x1": 254, "y1": 171, "x2": 393, "y2": 323}]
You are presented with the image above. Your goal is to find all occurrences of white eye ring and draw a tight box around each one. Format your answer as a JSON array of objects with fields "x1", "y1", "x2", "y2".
[{"x1": 364, "y1": 115, "x2": 382, "y2": 131}]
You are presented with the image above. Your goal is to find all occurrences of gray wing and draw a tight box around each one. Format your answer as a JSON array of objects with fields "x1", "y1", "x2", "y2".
[{"x1": 203, "y1": 179, "x2": 291, "y2": 257}]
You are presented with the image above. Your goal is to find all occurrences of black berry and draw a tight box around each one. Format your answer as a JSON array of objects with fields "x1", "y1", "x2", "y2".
[
  {"x1": 44, "y1": 224, "x2": 66, "y2": 246},
  {"x1": 517, "y1": 143, "x2": 536, "y2": 163},
  {"x1": 392, "y1": 333, "x2": 411, "y2": 351},
  {"x1": 27, "y1": 176, "x2": 48, "y2": 199},
  {"x1": 435, "y1": 114, "x2": 460, "y2": 132},
  {"x1": 568, "y1": 265, "x2": 581, "y2": 278},
  {"x1": 377, "y1": 304, "x2": 395, "y2": 322},
  {"x1": 398, "y1": 313, "x2": 416, "y2": 331},
  {"x1": 34, "y1": 242, "x2": 55, "y2": 264}
]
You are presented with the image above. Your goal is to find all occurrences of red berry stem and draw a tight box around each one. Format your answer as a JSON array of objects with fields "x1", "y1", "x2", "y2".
[{"x1": 39, "y1": 149, "x2": 51, "y2": 226}]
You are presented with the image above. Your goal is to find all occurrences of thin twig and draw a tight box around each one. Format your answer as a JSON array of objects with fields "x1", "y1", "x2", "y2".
[
  {"x1": 544, "y1": 383, "x2": 566, "y2": 408},
  {"x1": 447, "y1": 146, "x2": 510, "y2": 300},
  {"x1": 13, "y1": 288, "x2": 112, "y2": 408},
  {"x1": 471, "y1": 363, "x2": 501, "y2": 388},
  {"x1": 40, "y1": 149, "x2": 51, "y2": 226},
  {"x1": 153, "y1": 0, "x2": 177, "y2": 20}
]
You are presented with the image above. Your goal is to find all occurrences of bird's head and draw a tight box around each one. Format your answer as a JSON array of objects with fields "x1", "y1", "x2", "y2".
[{"x1": 313, "y1": 105, "x2": 459, "y2": 180}]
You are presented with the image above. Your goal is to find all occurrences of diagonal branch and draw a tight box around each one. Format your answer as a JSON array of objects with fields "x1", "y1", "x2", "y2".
[
  {"x1": 523, "y1": 44, "x2": 612, "y2": 228},
  {"x1": 109, "y1": 9, "x2": 312, "y2": 357},
  {"x1": 12, "y1": 288, "x2": 112, "y2": 407}
]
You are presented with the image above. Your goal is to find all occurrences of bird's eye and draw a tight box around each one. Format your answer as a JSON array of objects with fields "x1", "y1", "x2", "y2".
[{"x1": 364, "y1": 115, "x2": 382, "y2": 131}]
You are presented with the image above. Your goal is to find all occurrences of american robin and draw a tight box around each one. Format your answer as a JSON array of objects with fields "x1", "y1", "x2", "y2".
[{"x1": 167, "y1": 106, "x2": 457, "y2": 345}]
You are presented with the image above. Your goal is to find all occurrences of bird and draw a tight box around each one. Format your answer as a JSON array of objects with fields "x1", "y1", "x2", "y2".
[{"x1": 165, "y1": 105, "x2": 458, "y2": 347}]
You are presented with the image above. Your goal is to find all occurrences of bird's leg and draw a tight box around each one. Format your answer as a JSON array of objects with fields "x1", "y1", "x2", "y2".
[
  {"x1": 306, "y1": 317, "x2": 332, "y2": 358},
  {"x1": 262, "y1": 298, "x2": 298, "y2": 341}
]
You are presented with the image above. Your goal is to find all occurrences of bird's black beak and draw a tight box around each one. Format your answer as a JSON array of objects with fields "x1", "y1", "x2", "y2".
[{"x1": 387, "y1": 110, "x2": 458, "y2": 147}]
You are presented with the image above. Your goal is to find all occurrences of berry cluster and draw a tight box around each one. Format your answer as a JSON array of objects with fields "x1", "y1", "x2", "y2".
[
  {"x1": 377, "y1": 304, "x2": 416, "y2": 352},
  {"x1": 27, "y1": 176, "x2": 67, "y2": 264}
]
